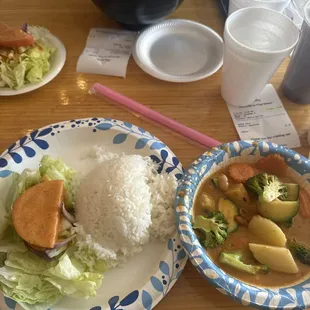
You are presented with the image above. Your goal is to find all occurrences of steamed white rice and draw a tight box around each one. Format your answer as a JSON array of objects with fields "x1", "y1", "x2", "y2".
[{"x1": 74, "y1": 146, "x2": 178, "y2": 266}]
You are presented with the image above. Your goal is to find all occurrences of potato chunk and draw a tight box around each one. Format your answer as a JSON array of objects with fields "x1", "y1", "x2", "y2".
[
  {"x1": 248, "y1": 215, "x2": 287, "y2": 247},
  {"x1": 249, "y1": 243, "x2": 299, "y2": 274}
]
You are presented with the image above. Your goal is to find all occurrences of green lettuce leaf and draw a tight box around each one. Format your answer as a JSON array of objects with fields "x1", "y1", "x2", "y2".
[
  {"x1": 0, "y1": 25, "x2": 55, "y2": 89},
  {"x1": 0, "y1": 266, "x2": 61, "y2": 308},
  {"x1": 39, "y1": 155, "x2": 77, "y2": 208},
  {"x1": 5, "y1": 169, "x2": 41, "y2": 214},
  {"x1": 0, "y1": 246, "x2": 105, "y2": 308}
]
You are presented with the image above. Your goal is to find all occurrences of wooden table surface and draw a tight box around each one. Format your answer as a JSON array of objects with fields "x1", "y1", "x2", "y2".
[{"x1": 1, "y1": 0, "x2": 310, "y2": 309}]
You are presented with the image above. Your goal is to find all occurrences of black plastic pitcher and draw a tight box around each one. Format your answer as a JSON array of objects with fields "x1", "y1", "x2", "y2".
[
  {"x1": 281, "y1": 2, "x2": 310, "y2": 104},
  {"x1": 92, "y1": 0, "x2": 184, "y2": 30}
]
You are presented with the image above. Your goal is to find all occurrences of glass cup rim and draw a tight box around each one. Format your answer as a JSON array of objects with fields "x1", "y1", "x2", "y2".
[{"x1": 225, "y1": 7, "x2": 300, "y2": 55}]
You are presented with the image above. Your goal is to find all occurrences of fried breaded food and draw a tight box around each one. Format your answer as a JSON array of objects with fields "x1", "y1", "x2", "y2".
[{"x1": 12, "y1": 180, "x2": 64, "y2": 248}]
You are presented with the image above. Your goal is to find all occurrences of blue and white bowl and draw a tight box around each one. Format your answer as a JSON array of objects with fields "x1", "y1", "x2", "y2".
[{"x1": 175, "y1": 140, "x2": 310, "y2": 309}]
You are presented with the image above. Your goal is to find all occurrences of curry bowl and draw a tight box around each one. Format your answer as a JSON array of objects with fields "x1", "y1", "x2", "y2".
[{"x1": 175, "y1": 140, "x2": 310, "y2": 309}]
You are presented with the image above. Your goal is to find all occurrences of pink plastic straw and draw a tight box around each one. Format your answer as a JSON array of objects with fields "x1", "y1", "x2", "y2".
[{"x1": 90, "y1": 83, "x2": 222, "y2": 149}]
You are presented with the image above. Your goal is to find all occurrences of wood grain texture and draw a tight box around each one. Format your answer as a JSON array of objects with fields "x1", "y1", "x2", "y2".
[{"x1": 0, "y1": 0, "x2": 309, "y2": 309}]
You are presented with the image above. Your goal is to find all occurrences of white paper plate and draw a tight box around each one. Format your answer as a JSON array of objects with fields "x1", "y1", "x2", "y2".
[
  {"x1": 133, "y1": 19, "x2": 224, "y2": 83},
  {"x1": 0, "y1": 118, "x2": 187, "y2": 310},
  {"x1": 0, "y1": 32, "x2": 66, "y2": 96}
]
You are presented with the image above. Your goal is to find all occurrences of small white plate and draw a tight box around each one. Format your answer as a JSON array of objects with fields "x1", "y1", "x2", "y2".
[
  {"x1": 0, "y1": 32, "x2": 66, "y2": 96},
  {"x1": 133, "y1": 19, "x2": 224, "y2": 83}
]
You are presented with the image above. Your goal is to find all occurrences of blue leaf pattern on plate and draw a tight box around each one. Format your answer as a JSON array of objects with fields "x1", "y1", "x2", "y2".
[
  {"x1": 165, "y1": 166, "x2": 175, "y2": 174},
  {"x1": 37, "y1": 127, "x2": 52, "y2": 137},
  {"x1": 150, "y1": 142, "x2": 166, "y2": 150},
  {"x1": 33, "y1": 139, "x2": 49, "y2": 150},
  {"x1": 142, "y1": 290, "x2": 152, "y2": 310},
  {"x1": 160, "y1": 149, "x2": 168, "y2": 161},
  {"x1": 90, "y1": 307, "x2": 101, "y2": 310},
  {"x1": 19, "y1": 136, "x2": 27, "y2": 145},
  {"x1": 150, "y1": 155, "x2": 160, "y2": 164},
  {"x1": 96, "y1": 123, "x2": 113, "y2": 131},
  {"x1": 10, "y1": 152, "x2": 22, "y2": 163},
  {"x1": 0, "y1": 158, "x2": 8, "y2": 168},
  {"x1": 4, "y1": 296, "x2": 16, "y2": 309},
  {"x1": 113, "y1": 133, "x2": 128, "y2": 144},
  {"x1": 172, "y1": 157, "x2": 179, "y2": 166},
  {"x1": 119, "y1": 290, "x2": 139, "y2": 306},
  {"x1": 150, "y1": 276, "x2": 163, "y2": 293},
  {"x1": 177, "y1": 249, "x2": 186, "y2": 261},
  {"x1": 168, "y1": 238, "x2": 173, "y2": 251},
  {"x1": 30, "y1": 130, "x2": 38, "y2": 140},
  {"x1": 135, "y1": 138, "x2": 149, "y2": 149},
  {"x1": 0, "y1": 170, "x2": 12, "y2": 178},
  {"x1": 108, "y1": 296, "x2": 119, "y2": 309},
  {"x1": 123, "y1": 122, "x2": 132, "y2": 129},
  {"x1": 159, "y1": 261, "x2": 170, "y2": 276},
  {"x1": 22, "y1": 146, "x2": 36, "y2": 157}
]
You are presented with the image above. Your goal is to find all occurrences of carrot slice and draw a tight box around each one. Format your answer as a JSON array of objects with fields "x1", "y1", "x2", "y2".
[
  {"x1": 228, "y1": 163, "x2": 255, "y2": 183},
  {"x1": 256, "y1": 154, "x2": 287, "y2": 177},
  {"x1": 299, "y1": 190, "x2": 310, "y2": 218}
]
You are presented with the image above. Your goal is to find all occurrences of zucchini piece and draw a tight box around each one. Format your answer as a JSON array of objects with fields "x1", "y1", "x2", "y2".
[
  {"x1": 284, "y1": 183, "x2": 300, "y2": 201},
  {"x1": 225, "y1": 183, "x2": 250, "y2": 208},
  {"x1": 258, "y1": 199, "x2": 299, "y2": 222},
  {"x1": 212, "y1": 178, "x2": 219, "y2": 188},
  {"x1": 218, "y1": 197, "x2": 239, "y2": 233}
]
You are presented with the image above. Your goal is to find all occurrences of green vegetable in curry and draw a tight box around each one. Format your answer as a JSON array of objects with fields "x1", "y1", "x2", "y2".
[
  {"x1": 219, "y1": 252, "x2": 269, "y2": 275},
  {"x1": 289, "y1": 240, "x2": 310, "y2": 266},
  {"x1": 193, "y1": 212, "x2": 228, "y2": 249},
  {"x1": 245, "y1": 173, "x2": 288, "y2": 203}
]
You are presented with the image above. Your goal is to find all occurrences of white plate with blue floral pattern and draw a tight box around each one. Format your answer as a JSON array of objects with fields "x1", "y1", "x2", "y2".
[
  {"x1": 175, "y1": 140, "x2": 310, "y2": 310},
  {"x1": 0, "y1": 117, "x2": 187, "y2": 310}
]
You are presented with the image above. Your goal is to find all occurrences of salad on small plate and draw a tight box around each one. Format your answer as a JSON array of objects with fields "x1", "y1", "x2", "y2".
[{"x1": 0, "y1": 22, "x2": 66, "y2": 96}]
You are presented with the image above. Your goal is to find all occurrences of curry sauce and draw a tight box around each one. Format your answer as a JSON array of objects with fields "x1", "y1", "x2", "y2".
[{"x1": 193, "y1": 165, "x2": 310, "y2": 288}]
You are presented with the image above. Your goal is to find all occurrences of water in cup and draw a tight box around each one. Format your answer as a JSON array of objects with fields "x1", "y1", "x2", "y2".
[{"x1": 281, "y1": 1, "x2": 310, "y2": 104}]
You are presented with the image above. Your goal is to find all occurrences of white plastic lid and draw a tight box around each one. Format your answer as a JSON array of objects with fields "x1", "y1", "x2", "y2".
[{"x1": 133, "y1": 19, "x2": 223, "y2": 83}]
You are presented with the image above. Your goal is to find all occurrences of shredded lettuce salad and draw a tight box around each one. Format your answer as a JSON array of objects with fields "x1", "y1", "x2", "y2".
[
  {"x1": 0, "y1": 26, "x2": 55, "y2": 89},
  {"x1": 0, "y1": 156, "x2": 107, "y2": 310}
]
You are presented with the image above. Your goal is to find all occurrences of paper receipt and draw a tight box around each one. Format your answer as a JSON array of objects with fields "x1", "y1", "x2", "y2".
[
  {"x1": 77, "y1": 28, "x2": 137, "y2": 78},
  {"x1": 227, "y1": 84, "x2": 301, "y2": 149}
]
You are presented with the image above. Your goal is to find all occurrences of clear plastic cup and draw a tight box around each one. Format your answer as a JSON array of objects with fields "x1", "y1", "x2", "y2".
[
  {"x1": 221, "y1": 7, "x2": 299, "y2": 107},
  {"x1": 228, "y1": 0, "x2": 291, "y2": 15},
  {"x1": 281, "y1": 1, "x2": 310, "y2": 104}
]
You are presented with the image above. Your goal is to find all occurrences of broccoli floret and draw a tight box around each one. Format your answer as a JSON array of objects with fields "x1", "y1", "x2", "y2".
[
  {"x1": 245, "y1": 173, "x2": 288, "y2": 203},
  {"x1": 219, "y1": 252, "x2": 269, "y2": 275},
  {"x1": 289, "y1": 241, "x2": 310, "y2": 265},
  {"x1": 193, "y1": 211, "x2": 228, "y2": 249}
]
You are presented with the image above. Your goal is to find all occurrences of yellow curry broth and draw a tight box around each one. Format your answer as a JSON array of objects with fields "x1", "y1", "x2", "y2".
[{"x1": 193, "y1": 165, "x2": 310, "y2": 288}]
